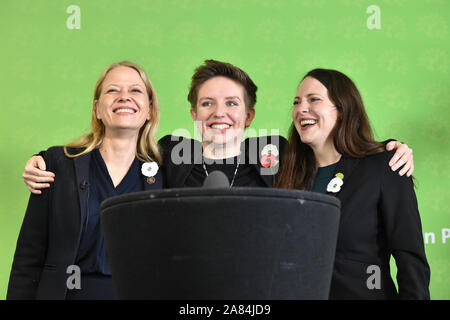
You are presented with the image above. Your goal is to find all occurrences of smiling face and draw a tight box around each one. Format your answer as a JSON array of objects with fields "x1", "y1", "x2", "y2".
[
  {"x1": 190, "y1": 76, "x2": 255, "y2": 149},
  {"x1": 292, "y1": 76, "x2": 339, "y2": 150},
  {"x1": 94, "y1": 66, "x2": 151, "y2": 135}
]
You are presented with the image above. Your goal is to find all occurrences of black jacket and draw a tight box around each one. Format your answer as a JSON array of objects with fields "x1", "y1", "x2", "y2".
[
  {"x1": 326, "y1": 150, "x2": 430, "y2": 299},
  {"x1": 7, "y1": 147, "x2": 163, "y2": 299},
  {"x1": 158, "y1": 135, "x2": 287, "y2": 188}
]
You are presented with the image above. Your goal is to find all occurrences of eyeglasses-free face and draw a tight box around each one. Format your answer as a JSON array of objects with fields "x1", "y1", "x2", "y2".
[
  {"x1": 292, "y1": 76, "x2": 339, "y2": 151},
  {"x1": 191, "y1": 76, "x2": 255, "y2": 152},
  {"x1": 95, "y1": 66, "x2": 151, "y2": 135}
]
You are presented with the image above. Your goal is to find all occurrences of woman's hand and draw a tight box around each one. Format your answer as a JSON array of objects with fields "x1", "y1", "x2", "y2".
[
  {"x1": 23, "y1": 156, "x2": 55, "y2": 194},
  {"x1": 386, "y1": 141, "x2": 414, "y2": 177}
]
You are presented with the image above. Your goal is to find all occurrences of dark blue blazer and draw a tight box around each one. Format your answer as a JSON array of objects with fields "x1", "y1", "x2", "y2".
[{"x1": 7, "y1": 147, "x2": 163, "y2": 299}]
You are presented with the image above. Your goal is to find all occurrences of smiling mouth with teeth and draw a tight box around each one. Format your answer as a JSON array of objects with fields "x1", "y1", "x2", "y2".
[
  {"x1": 210, "y1": 124, "x2": 231, "y2": 129},
  {"x1": 300, "y1": 119, "x2": 317, "y2": 127},
  {"x1": 114, "y1": 108, "x2": 136, "y2": 114}
]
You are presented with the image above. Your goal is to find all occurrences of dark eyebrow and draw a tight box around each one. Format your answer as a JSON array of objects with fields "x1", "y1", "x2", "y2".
[
  {"x1": 199, "y1": 96, "x2": 242, "y2": 101},
  {"x1": 225, "y1": 96, "x2": 241, "y2": 101},
  {"x1": 198, "y1": 97, "x2": 214, "y2": 101},
  {"x1": 294, "y1": 93, "x2": 322, "y2": 99}
]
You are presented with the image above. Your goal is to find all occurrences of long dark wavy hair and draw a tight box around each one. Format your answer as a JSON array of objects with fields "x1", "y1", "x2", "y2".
[{"x1": 277, "y1": 68, "x2": 385, "y2": 190}]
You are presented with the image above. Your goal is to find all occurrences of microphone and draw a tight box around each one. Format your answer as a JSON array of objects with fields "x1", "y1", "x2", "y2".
[{"x1": 203, "y1": 170, "x2": 230, "y2": 188}]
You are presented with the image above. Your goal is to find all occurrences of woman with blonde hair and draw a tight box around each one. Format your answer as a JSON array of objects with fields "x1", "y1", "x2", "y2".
[{"x1": 8, "y1": 61, "x2": 163, "y2": 299}]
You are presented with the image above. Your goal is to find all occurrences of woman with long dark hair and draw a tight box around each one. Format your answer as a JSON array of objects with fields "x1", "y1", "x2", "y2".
[{"x1": 277, "y1": 68, "x2": 430, "y2": 299}]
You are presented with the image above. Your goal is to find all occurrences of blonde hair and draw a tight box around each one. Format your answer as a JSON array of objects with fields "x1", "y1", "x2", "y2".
[{"x1": 64, "y1": 61, "x2": 162, "y2": 164}]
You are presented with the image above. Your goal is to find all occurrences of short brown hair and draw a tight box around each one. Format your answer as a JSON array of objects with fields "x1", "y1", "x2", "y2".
[{"x1": 187, "y1": 59, "x2": 257, "y2": 111}]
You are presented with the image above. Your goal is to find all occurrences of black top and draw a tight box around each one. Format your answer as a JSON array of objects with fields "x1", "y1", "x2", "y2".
[
  {"x1": 184, "y1": 155, "x2": 266, "y2": 188},
  {"x1": 158, "y1": 135, "x2": 288, "y2": 189},
  {"x1": 311, "y1": 163, "x2": 338, "y2": 194},
  {"x1": 76, "y1": 149, "x2": 144, "y2": 275}
]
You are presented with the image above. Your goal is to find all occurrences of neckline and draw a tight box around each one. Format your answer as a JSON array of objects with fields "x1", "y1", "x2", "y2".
[
  {"x1": 202, "y1": 155, "x2": 241, "y2": 188},
  {"x1": 317, "y1": 161, "x2": 339, "y2": 170},
  {"x1": 93, "y1": 148, "x2": 139, "y2": 190},
  {"x1": 203, "y1": 154, "x2": 239, "y2": 164}
]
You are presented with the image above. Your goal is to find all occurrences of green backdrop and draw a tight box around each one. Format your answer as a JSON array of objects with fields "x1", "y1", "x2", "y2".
[{"x1": 1, "y1": 0, "x2": 449, "y2": 299}]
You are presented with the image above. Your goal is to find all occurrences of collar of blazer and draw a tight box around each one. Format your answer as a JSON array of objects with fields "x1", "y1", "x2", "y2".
[
  {"x1": 70, "y1": 147, "x2": 157, "y2": 191},
  {"x1": 71, "y1": 149, "x2": 91, "y2": 233},
  {"x1": 325, "y1": 155, "x2": 360, "y2": 198},
  {"x1": 71, "y1": 148, "x2": 91, "y2": 191}
]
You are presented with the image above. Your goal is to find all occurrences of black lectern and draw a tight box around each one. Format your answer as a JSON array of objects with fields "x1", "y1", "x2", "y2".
[{"x1": 100, "y1": 188, "x2": 340, "y2": 299}]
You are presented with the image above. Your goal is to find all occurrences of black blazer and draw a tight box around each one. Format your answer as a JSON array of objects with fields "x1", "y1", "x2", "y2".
[
  {"x1": 7, "y1": 147, "x2": 163, "y2": 299},
  {"x1": 325, "y1": 150, "x2": 430, "y2": 299},
  {"x1": 158, "y1": 135, "x2": 287, "y2": 188}
]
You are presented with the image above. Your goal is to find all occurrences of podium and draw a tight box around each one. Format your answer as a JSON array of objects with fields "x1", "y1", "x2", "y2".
[{"x1": 100, "y1": 187, "x2": 340, "y2": 299}]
